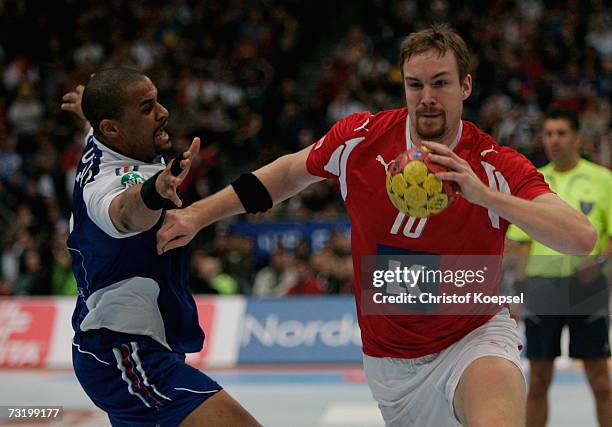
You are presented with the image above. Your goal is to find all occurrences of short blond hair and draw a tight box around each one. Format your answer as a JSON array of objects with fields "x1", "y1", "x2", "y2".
[{"x1": 399, "y1": 24, "x2": 471, "y2": 81}]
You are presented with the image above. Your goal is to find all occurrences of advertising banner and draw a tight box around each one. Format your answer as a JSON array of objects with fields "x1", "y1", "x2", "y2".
[
  {"x1": 0, "y1": 299, "x2": 57, "y2": 367},
  {"x1": 239, "y1": 297, "x2": 362, "y2": 364},
  {"x1": 229, "y1": 221, "x2": 351, "y2": 261}
]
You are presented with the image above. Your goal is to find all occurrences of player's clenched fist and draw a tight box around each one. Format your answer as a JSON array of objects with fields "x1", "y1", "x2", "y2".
[{"x1": 157, "y1": 207, "x2": 200, "y2": 254}]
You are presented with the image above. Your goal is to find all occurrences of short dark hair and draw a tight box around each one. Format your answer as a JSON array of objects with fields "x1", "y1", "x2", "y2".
[
  {"x1": 399, "y1": 24, "x2": 471, "y2": 82},
  {"x1": 82, "y1": 68, "x2": 146, "y2": 134},
  {"x1": 544, "y1": 108, "x2": 579, "y2": 132}
]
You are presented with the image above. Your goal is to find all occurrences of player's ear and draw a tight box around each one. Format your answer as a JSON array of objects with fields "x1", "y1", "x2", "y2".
[
  {"x1": 461, "y1": 74, "x2": 472, "y2": 100},
  {"x1": 99, "y1": 119, "x2": 119, "y2": 139}
]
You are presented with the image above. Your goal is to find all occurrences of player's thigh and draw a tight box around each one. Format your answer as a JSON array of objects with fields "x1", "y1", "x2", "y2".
[
  {"x1": 363, "y1": 353, "x2": 460, "y2": 427},
  {"x1": 180, "y1": 390, "x2": 262, "y2": 427},
  {"x1": 449, "y1": 309, "x2": 526, "y2": 427},
  {"x1": 73, "y1": 333, "x2": 225, "y2": 426},
  {"x1": 453, "y1": 356, "x2": 526, "y2": 427}
]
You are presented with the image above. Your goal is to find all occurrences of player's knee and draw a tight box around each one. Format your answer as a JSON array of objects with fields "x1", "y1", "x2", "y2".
[
  {"x1": 527, "y1": 382, "x2": 550, "y2": 398},
  {"x1": 528, "y1": 367, "x2": 553, "y2": 396},
  {"x1": 589, "y1": 376, "x2": 611, "y2": 399},
  {"x1": 180, "y1": 390, "x2": 262, "y2": 427}
]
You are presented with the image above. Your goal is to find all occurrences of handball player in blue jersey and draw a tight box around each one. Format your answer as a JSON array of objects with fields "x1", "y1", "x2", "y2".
[{"x1": 62, "y1": 68, "x2": 260, "y2": 427}]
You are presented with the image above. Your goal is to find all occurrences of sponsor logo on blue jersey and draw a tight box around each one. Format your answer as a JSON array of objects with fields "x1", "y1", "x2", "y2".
[{"x1": 75, "y1": 135, "x2": 102, "y2": 188}]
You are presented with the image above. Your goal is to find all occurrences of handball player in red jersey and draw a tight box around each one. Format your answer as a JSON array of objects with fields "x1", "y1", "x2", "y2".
[{"x1": 157, "y1": 26, "x2": 596, "y2": 427}]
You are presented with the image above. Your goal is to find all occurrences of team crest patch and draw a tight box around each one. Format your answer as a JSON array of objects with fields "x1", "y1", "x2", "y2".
[
  {"x1": 580, "y1": 201, "x2": 594, "y2": 215},
  {"x1": 121, "y1": 171, "x2": 145, "y2": 187}
]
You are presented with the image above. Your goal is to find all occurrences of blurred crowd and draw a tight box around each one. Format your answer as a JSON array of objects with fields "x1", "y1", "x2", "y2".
[{"x1": 0, "y1": 0, "x2": 610, "y2": 297}]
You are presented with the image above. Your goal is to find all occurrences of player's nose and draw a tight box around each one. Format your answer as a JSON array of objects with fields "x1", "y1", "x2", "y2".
[
  {"x1": 421, "y1": 86, "x2": 436, "y2": 106},
  {"x1": 156, "y1": 102, "x2": 170, "y2": 121}
]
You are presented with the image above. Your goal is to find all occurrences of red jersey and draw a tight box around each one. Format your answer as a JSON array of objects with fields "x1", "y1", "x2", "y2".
[{"x1": 306, "y1": 108, "x2": 551, "y2": 358}]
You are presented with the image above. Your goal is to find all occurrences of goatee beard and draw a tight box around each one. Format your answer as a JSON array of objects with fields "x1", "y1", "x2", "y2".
[
  {"x1": 415, "y1": 113, "x2": 446, "y2": 140},
  {"x1": 416, "y1": 122, "x2": 446, "y2": 140}
]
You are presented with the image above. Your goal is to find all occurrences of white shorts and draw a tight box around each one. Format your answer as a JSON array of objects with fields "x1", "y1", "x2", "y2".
[{"x1": 363, "y1": 309, "x2": 524, "y2": 427}]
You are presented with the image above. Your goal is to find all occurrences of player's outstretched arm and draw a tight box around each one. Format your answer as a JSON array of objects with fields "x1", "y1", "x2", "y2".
[
  {"x1": 423, "y1": 140, "x2": 597, "y2": 255},
  {"x1": 110, "y1": 137, "x2": 200, "y2": 233},
  {"x1": 157, "y1": 145, "x2": 322, "y2": 254}
]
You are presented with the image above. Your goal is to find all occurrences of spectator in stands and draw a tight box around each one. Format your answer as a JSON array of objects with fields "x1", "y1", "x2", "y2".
[
  {"x1": 13, "y1": 249, "x2": 49, "y2": 295},
  {"x1": 286, "y1": 260, "x2": 326, "y2": 295},
  {"x1": 252, "y1": 246, "x2": 298, "y2": 297}
]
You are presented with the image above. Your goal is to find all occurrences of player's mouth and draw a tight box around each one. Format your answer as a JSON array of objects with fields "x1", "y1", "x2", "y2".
[
  {"x1": 154, "y1": 121, "x2": 170, "y2": 144},
  {"x1": 417, "y1": 111, "x2": 443, "y2": 119}
]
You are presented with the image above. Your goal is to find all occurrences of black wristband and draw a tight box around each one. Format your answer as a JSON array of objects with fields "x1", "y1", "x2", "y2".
[
  {"x1": 140, "y1": 171, "x2": 180, "y2": 211},
  {"x1": 231, "y1": 173, "x2": 273, "y2": 214}
]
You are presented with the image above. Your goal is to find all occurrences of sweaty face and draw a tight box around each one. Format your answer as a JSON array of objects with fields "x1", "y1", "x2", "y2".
[
  {"x1": 403, "y1": 50, "x2": 471, "y2": 144},
  {"x1": 542, "y1": 118, "x2": 580, "y2": 166},
  {"x1": 115, "y1": 77, "x2": 171, "y2": 161}
]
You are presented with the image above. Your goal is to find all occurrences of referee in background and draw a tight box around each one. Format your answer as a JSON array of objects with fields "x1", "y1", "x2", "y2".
[{"x1": 507, "y1": 108, "x2": 611, "y2": 427}]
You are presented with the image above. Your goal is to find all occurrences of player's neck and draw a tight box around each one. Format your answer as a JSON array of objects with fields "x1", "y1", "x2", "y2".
[
  {"x1": 410, "y1": 121, "x2": 461, "y2": 149},
  {"x1": 93, "y1": 132, "x2": 150, "y2": 163},
  {"x1": 552, "y1": 157, "x2": 580, "y2": 172}
]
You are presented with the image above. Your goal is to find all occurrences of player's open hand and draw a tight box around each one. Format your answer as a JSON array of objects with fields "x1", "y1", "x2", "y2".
[
  {"x1": 155, "y1": 137, "x2": 200, "y2": 207},
  {"x1": 157, "y1": 207, "x2": 199, "y2": 254},
  {"x1": 61, "y1": 85, "x2": 87, "y2": 122},
  {"x1": 422, "y1": 140, "x2": 491, "y2": 206}
]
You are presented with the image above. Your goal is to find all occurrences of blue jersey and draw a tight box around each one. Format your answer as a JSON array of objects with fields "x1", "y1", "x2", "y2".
[{"x1": 68, "y1": 130, "x2": 204, "y2": 354}]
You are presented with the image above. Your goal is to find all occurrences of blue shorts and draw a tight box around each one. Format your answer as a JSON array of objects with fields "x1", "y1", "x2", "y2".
[{"x1": 72, "y1": 330, "x2": 222, "y2": 427}]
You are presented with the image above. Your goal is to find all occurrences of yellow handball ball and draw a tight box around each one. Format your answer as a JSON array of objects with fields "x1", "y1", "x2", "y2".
[{"x1": 385, "y1": 147, "x2": 456, "y2": 218}]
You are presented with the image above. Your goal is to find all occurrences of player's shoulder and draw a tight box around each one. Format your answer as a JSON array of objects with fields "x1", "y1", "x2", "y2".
[
  {"x1": 364, "y1": 108, "x2": 407, "y2": 132},
  {"x1": 334, "y1": 108, "x2": 406, "y2": 136},
  {"x1": 580, "y1": 159, "x2": 612, "y2": 181}
]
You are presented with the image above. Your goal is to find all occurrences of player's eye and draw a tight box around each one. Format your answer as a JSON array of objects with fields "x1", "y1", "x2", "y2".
[
  {"x1": 408, "y1": 82, "x2": 423, "y2": 89},
  {"x1": 433, "y1": 80, "x2": 447, "y2": 88},
  {"x1": 142, "y1": 105, "x2": 153, "y2": 114}
]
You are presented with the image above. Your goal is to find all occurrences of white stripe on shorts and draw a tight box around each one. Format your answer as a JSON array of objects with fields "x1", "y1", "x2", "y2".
[
  {"x1": 112, "y1": 347, "x2": 151, "y2": 408},
  {"x1": 129, "y1": 341, "x2": 172, "y2": 401},
  {"x1": 174, "y1": 387, "x2": 220, "y2": 394},
  {"x1": 72, "y1": 341, "x2": 110, "y2": 366}
]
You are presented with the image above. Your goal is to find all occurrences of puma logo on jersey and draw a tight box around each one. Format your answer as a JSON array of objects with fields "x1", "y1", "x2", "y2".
[
  {"x1": 314, "y1": 135, "x2": 325, "y2": 150},
  {"x1": 375, "y1": 155, "x2": 391, "y2": 173},
  {"x1": 480, "y1": 146, "x2": 498, "y2": 157},
  {"x1": 353, "y1": 117, "x2": 370, "y2": 132}
]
